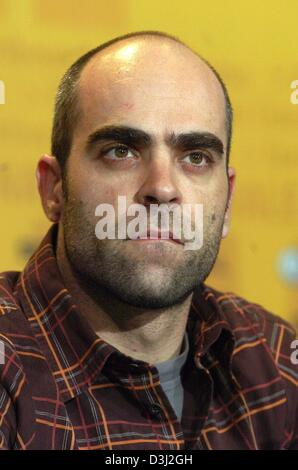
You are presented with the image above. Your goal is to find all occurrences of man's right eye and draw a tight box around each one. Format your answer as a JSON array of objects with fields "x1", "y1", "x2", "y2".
[{"x1": 101, "y1": 145, "x2": 136, "y2": 160}]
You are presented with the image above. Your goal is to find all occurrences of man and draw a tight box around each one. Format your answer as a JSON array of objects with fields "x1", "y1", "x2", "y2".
[{"x1": 0, "y1": 31, "x2": 297, "y2": 450}]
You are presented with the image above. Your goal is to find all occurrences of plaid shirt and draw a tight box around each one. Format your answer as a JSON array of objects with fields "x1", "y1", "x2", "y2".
[{"x1": 0, "y1": 224, "x2": 297, "y2": 450}]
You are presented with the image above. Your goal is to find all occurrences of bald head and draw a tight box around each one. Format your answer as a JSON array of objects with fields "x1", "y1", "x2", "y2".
[{"x1": 51, "y1": 31, "x2": 233, "y2": 171}]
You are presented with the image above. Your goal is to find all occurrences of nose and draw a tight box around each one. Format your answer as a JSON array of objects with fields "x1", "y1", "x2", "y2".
[{"x1": 135, "y1": 156, "x2": 182, "y2": 207}]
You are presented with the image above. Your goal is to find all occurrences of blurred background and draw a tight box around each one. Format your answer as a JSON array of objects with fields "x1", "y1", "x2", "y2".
[{"x1": 0, "y1": 0, "x2": 297, "y2": 327}]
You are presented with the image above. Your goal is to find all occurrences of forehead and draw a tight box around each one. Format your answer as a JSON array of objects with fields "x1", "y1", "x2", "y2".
[{"x1": 75, "y1": 40, "x2": 227, "y2": 145}]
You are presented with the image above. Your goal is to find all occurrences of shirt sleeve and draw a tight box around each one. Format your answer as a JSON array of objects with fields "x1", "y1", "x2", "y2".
[
  {"x1": 287, "y1": 335, "x2": 298, "y2": 449},
  {"x1": 0, "y1": 336, "x2": 17, "y2": 450},
  {"x1": 0, "y1": 382, "x2": 16, "y2": 449},
  {"x1": 289, "y1": 425, "x2": 298, "y2": 448},
  {"x1": 280, "y1": 324, "x2": 298, "y2": 449}
]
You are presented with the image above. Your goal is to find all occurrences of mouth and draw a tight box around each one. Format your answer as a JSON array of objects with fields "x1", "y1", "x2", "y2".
[{"x1": 127, "y1": 229, "x2": 184, "y2": 246}]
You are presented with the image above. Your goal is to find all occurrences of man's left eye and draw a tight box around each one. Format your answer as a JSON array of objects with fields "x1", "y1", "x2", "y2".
[{"x1": 182, "y1": 151, "x2": 211, "y2": 166}]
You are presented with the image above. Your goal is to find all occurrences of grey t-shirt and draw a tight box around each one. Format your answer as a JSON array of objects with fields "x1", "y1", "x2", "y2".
[{"x1": 154, "y1": 331, "x2": 189, "y2": 421}]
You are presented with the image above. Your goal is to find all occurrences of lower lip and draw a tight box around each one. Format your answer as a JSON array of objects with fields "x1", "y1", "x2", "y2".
[{"x1": 129, "y1": 238, "x2": 182, "y2": 245}]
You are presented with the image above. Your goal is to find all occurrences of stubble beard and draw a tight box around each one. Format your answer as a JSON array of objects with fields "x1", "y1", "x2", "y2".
[{"x1": 61, "y1": 195, "x2": 226, "y2": 310}]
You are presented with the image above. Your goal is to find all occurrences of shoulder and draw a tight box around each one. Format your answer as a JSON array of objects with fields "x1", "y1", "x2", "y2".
[
  {"x1": 201, "y1": 283, "x2": 297, "y2": 378},
  {"x1": 0, "y1": 270, "x2": 37, "y2": 385},
  {"x1": 203, "y1": 283, "x2": 297, "y2": 343},
  {"x1": 203, "y1": 284, "x2": 298, "y2": 446},
  {"x1": 203, "y1": 283, "x2": 298, "y2": 391},
  {"x1": 0, "y1": 270, "x2": 21, "y2": 317},
  {"x1": 0, "y1": 272, "x2": 38, "y2": 449},
  {"x1": 0, "y1": 271, "x2": 32, "y2": 339}
]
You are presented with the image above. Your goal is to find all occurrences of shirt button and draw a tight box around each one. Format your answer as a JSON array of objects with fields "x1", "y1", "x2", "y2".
[{"x1": 150, "y1": 403, "x2": 163, "y2": 418}]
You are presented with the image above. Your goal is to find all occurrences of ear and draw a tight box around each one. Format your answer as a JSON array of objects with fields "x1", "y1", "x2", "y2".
[
  {"x1": 36, "y1": 154, "x2": 63, "y2": 223},
  {"x1": 221, "y1": 167, "x2": 236, "y2": 239}
]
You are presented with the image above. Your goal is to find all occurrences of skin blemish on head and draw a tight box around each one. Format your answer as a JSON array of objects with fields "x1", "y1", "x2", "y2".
[{"x1": 122, "y1": 102, "x2": 134, "y2": 110}]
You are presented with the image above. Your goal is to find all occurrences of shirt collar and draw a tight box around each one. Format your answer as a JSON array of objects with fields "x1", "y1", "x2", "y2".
[{"x1": 15, "y1": 223, "x2": 235, "y2": 403}]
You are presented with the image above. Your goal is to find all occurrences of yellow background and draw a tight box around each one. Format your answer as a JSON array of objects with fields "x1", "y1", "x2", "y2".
[{"x1": 0, "y1": 0, "x2": 297, "y2": 326}]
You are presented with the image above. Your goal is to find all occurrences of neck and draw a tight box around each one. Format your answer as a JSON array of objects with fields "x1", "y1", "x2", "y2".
[{"x1": 56, "y1": 229, "x2": 193, "y2": 365}]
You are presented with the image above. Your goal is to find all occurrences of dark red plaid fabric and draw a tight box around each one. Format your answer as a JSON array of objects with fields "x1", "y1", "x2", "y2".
[{"x1": 0, "y1": 224, "x2": 297, "y2": 450}]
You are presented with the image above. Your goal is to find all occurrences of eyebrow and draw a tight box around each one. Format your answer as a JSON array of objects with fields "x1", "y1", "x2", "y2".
[{"x1": 86, "y1": 125, "x2": 224, "y2": 156}]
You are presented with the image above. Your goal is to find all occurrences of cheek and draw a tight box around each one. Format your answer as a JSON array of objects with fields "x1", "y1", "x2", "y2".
[
  {"x1": 67, "y1": 167, "x2": 116, "y2": 206},
  {"x1": 189, "y1": 185, "x2": 227, "y2": 211},
  {"x1": 189, "y1": 185, "x2": 228, "y2": 229},
  {"x1": 206, "y1": 176, "x2": 229, "y2": 211},
  {"x1": 70, "y1": 157, "x2": 139, "y2": 204}
]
